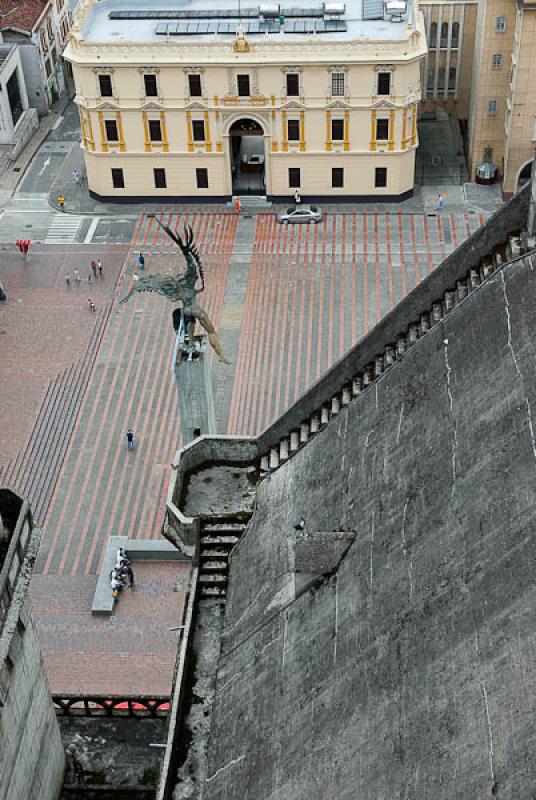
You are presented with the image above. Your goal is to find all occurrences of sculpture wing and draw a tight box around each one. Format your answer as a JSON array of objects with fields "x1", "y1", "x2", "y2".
[{"x1": 119, "y1": 274, "x2": 182, "y2": 305}]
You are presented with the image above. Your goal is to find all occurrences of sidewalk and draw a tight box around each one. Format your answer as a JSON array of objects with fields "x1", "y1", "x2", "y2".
[{"x1": 0, "y1": 97, "x2": 70, "y2": 207}]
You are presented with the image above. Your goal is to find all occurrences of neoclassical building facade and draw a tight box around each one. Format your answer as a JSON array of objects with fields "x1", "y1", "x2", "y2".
[{"x1": 65, "y1": 0, "x2": 427, "y2": 201}]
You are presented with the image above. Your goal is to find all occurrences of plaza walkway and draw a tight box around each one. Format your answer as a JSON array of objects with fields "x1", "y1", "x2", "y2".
[{"x1": 1, "y1": 208, "x2": 485, "y2": 695}]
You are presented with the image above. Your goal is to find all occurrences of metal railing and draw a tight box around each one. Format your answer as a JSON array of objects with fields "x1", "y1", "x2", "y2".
[{"x1": 52, "y1": 695, "x2": 170, "y2": 718}]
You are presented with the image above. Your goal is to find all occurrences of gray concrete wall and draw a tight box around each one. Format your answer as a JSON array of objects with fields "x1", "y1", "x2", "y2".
[
  {"x1": 3, "y1": 40, "x2": 49, "y2": 117},
  {"x1": 0, "y1": 495, "x2": 64, "y2": 800},
  {"x1": 0, "y1": 603, "x2": 65, "y2": 800},
  {"x1": 204, "y1": 251, "x2": 536, "y2": 799}
]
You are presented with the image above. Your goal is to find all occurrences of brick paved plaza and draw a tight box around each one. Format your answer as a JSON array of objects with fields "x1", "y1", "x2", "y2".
[{"x1": 0, "y1": 208, "x2": 487, "y2": 695}]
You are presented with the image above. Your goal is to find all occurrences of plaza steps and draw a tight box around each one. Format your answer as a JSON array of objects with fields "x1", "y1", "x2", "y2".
[
  {"x1": 258, "y1": 230, "x2": 527, "y2": 474},
  {"x1": 229, "y1": 195, "x2": 272, "y2": 210},
  {"x1": 0, "y1": 302, "x2": 112, "y2": 523},
  {"x1": 198, "y1": 517, "x2": 250, "y2": 601}
]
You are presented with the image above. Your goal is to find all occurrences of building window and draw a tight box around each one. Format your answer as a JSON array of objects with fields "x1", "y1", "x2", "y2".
[
  {"x1": 376, "y1": 118, "x2": 389, "y2": 141},
  {"x1": 440, "y1": 21, "x2": 448, "y2": 47},
  {"x1": 99, "y1": 74, "x2": 113, "y2": 97},
  {"x1": 331, "y1": 71, "x2": 345, "y2": 96},
  {"x1": 451, "y1": 21, "x2": 459, "y2": 46},
  {"x1": 437, "y1": 67, "x2": 446, "y2": 90},
  {"x1": 111, "y1": 168, "x2": 124, "y2": 188},
  {"x1": 105, "y1": 119, "x2": 118, "y2": 141},
  {"x1": 154, "y1": 168, "x2": 167, "y2": 188},
  {"x1": 427, "y1": 69, "x2": 434, "y2": 90},
  {"x1": 483, "y1": 147, "x2": 493, "y2": 161},
  {"x1": 331, "y1": 118, "x2": 344, "y2": 141},
  {"x1": 496, "y1": 16, "x2": 506, "y2": 32},
  {"x1": 148, "y1": 119, "x2": 162, "y2": 142},
  {"x1": 332, "y1": 167, "x2": 344, "y2": 188},
  {"x1": 487, "y1": 99, "x2": 497, "y2": 115},
  {"x1": 429, "y1": 21, "x2": 437, "y2": 47},
  {"x1": 448, "y1": 67, "x2": 456, "y2": 90},
  {"x1": 286, "y1": 72, "x2": 300, "y2": 96},
  {"x1": 288, "y1": 167, "x2": 300, "y2": 188},
  {"x1": 188, "y1": 73, "x2": 202, "y2": 96},
  {"x1": 144, "y1": 74, "x2": 158, "y2": 97},
  {"x1": 375, "y1": 167, "x2": 387, "y2": 188},
  {"x1": 377, "y1": 72, "x2": 391, "y2": 95},
  {"x1": 192, "y1": 119, "x2": 205, "y2": 142},
  {"x1": 196, "y1": 168, "x2": 208, "y2": 189},
  {"x1": 237, "y1": 74, "x2": 250, "y2": 96},
  {"x1": 287, "y1": 119, "x2": 300, "y2": 141},
  {"x1": 492, "y1": 53, "x2": 502, "y2": 69}
]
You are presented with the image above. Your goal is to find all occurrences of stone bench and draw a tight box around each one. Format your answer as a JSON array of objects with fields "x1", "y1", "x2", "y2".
[{"x1": 91, "y1": 535, "x2": 189, "y2": 615}]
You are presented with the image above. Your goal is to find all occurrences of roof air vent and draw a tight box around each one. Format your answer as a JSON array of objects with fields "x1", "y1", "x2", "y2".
[{"x1": 260, "y1": 3, "x2": 280, "y2": 17}]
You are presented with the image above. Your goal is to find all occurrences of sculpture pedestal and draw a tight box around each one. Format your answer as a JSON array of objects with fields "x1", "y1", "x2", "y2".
[{"x1": 174, "y1": 334, "x2": 216, "y2": 445}]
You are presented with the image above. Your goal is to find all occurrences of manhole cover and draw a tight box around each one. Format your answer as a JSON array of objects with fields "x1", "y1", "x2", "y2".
[{"x1": 13, "y1": 167, "x2": 21, "y2": 173}]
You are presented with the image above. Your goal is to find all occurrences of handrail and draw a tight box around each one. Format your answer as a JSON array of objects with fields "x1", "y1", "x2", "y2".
[{"x1": 52, "y1": 695, "x2": 170, "y2": 718}]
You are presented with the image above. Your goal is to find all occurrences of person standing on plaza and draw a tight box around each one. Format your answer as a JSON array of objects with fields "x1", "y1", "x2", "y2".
[
  {"x1": 65, "y1": 273, "x2": 71, "y2": 287},
  {"x1": 137, "y1": 252, "x2": 145, "y2": 271},
  {"x1": 294, "y1": 189, "x2": 301, "y2": 206},
  {"x1": 58, "y1": 195, "x2": 65, "y2": 211},
  {"x1": 97, "y1": 258, "x2": 103, "y2": 277},
  {"x1": 91, "y1": 260, "x2": 97, "y2": 278},
  {"x1": 126, "y1": 428, "x2": 135, "y2": 450},
  {"x1": 73, "y1": 269, "x2": 81, "y2": 285},
  {"x1": 436, "y1": 193, "x2": 445, "y2": 211}
]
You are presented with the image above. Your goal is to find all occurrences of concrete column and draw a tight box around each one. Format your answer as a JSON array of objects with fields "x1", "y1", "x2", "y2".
[
  {"x1": 269, "y1": 447, "x2": 280, "y2": 469},
  {"x1": 260, "y1": 455, "x2": 269, "y2": 471},
  {"x1": 352, "y1": 376, "x2": 363, "y2": 395},
  {"x1": 320, "y1": 405, "x2": 329, "y2": 424},
  {"x1": 279, "y1": 439, "x2": 289, "y2": 461},
  {"x1": 310, "y1": 413, "x2": 320, "y2": 433},
  {"x1": 342, "y1": 386, "x2": 351, "y2": 405},
  {"x1": 300, "y1": 423, "x2": 309, "y2": 443},
  {"x1": 432, "y1": 302, "x2": 443, "y2": 323},
  {"x1": 290, "y1": 431, "x2": 300, "y2": 451},
  {"x1": 331, "y1": 396, "x2": 340, "y2": 415}
]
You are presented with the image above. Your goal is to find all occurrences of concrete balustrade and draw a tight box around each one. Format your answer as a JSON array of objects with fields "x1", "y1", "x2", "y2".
[
  {"x1": 270, "y1": 448, "x2": 280, "y2": 469},
  {"x1": 352, "y1": 375, "x2": 363, "y2": 395},
  {"x1": 469, "y1": 269, "x2": 480, "y2": 288},
  {"x1": 444, "y1": 290, "x2": 455, "y2": 312},
  {"x1": 279, "y1": 439, "x2": 289, "y2": 461},
  {"x1": 310, "y1": 413, "x2": 320, "y2": 433},
  {"x1": 290, "y1": 431, "x2": 300, "y2": 451},
  {"x1": 331, "y1": 395, "x2": 340, "y2": 415},
  {"x1": 341, "y1": 386, "x2": 352, "y2": 405},
  {"x1": 432, "y1": 302, "x2": 443, "y2": 323},
  {"x1": 300, "y1": 423, "x2": 309, "y2": 443},
  {"x1": 419, "y1": 313, "x2": 430, "y2": 334},
  {"x1": 320, "y1": 405, "x2": 329, "y2": 425}
]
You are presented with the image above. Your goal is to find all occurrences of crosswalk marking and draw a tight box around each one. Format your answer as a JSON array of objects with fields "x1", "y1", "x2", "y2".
[{"x1": 45, "y1": 214, "x2": 83, "y2": 244}]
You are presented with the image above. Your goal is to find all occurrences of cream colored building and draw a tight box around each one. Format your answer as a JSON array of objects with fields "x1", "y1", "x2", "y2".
[
  {"x1": 419, "y1": 0, "x2": 477, "y2": 120},
  {"x1": 468, "y1": 0, "x2": 536, "y2": 196},
  {"x1": 65, "y1": 0, "x2": 426, "y2": 201}
]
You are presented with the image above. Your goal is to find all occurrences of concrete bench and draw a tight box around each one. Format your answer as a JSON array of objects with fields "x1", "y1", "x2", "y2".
[{"x1": 91, "y1": 536, "x2": 190, "y2": 615}]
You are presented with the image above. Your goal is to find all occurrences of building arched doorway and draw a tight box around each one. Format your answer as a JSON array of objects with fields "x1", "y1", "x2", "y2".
[{"x1": 229, "y1": 118, "x2": 265, "y2": 195}]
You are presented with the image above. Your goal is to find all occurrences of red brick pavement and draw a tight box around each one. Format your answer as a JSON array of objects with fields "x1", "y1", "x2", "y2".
[
  {"x1": 0, "y1": 246, "x2": 126, "y2": 465},
  {"x1": 31, "y1": 561, "x2": 190, "y2": 696}
]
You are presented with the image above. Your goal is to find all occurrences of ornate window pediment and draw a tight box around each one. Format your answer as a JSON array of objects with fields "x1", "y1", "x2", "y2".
[
  {"x1": 95, "y1": 100, "x2": 118, "y2": 110},
  {"x1": 372, "y1": 99, "x2": 397, "y2": 109},
  {"x1": 185, "y1": 100, "x2": 208, "y2": 110},
  {"x1": 374, "y1": 64, "x2": 395, "y2": 73},
  {"x1": 326, "y1": 99, "x2": 350, "y2": 109},
  {"x1": 281, "y1": 99, "x2": 306, "y2": 110},
  {"x1": 140, "y1": 100, "x2": 164, "y2": 111},
  {"x1": 138, "y1": 66, "x2": 160, "y2": 74}
]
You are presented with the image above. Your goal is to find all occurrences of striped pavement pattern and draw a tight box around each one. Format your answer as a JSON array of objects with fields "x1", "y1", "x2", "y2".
[
  {"x1": 33, "y1": 209, "x2": 484, "y2": 576},
  {"x1": 227, "y1": 211, "x2": 486, "y2": 435},
  {"x1": 37, "y1": 212, "x2": 237, "y2": 576},
  {"x1": 45, "y1": 213, "x2": 84, "y2": 244}
]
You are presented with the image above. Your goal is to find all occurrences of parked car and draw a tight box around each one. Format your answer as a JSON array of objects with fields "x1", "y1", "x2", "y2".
[{"x1": 277, "y1": 205, "x2": 322, "y2": 224}]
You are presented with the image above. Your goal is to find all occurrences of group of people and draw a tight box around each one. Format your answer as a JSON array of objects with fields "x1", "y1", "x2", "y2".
[
  {"x1": 110, "y1": 548, "x2": 134, "y2": 596},
  {"x1": 64, "y1": 260, "x2": 104, "y2": 313}
]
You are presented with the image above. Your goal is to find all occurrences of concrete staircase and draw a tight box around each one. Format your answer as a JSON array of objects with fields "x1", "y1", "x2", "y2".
[
  {"x1": 198, "y1": 517, "x2": 250, "y2": 600},
  {"x1": 229, "y1": 195, "x2": 272, "y2": 210}
]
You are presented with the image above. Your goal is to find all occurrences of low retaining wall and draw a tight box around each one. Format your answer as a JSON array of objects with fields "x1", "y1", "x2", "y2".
[{"x1": 163, "y1": 436, "x2": 258, "y2": 558}]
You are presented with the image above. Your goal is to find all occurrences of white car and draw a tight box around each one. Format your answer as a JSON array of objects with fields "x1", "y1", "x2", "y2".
[{"x1": 277, "y1": 205, "x2": 323, "y2": 224}]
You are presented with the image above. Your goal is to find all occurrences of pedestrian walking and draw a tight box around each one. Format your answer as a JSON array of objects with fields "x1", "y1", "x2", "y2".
[
  {"x1": 65, "y1": 273, "x2": 71, "y2": 287},
  {"x1": 91, "y1": 260, "x2": 97, "y2": 278},
  {"x1": 97, "y1": 259, "x2": 103, "y2": 277},
  {"x1": 73, "y1": 269, "x2": 81, "y2": 285},
  {"x1": 126, "y1": 428, "x2": 135, "y2": 450},
  {"x1": 72, "y1": 169, "x2": 80, "y2": 185},
  {"x1": 58, "y1": 195, "x2": 65, "y2": 211},
  {"x1": 126, "y1": 564, "x2": 134, "y2": 588},
  {"x1": 137, "y1": 252, "x2": 145, "y2": 271},
  {"x1": 87, "y1": 298, "x2": 96, "y2": 312},
  {"x1": 294, "y1": 189, "x2": 301, "y2": 206},
  {"x1": 435, "y1": 193, "x2": 445, "y2": 211}
]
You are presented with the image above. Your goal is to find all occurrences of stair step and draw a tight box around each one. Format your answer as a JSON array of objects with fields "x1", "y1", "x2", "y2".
[
  {"x1": 201, "y1": 561, "x2": 228, "y2": 572},
  {"x1": 199, "y1": 573, "x2": 228, "y2": 584},
  {"x1": 200, "y1": 586, "x2": 227, "y2": 598},
  {"x1": 201, "y1": 522, "x2": 246, "y2": 533},
  {"x1": 200, "y1": 535, "x2": 240, "y2": 546},
  {"x1": 200, "y1": 548, "x2": 229, "y2": 558}
]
